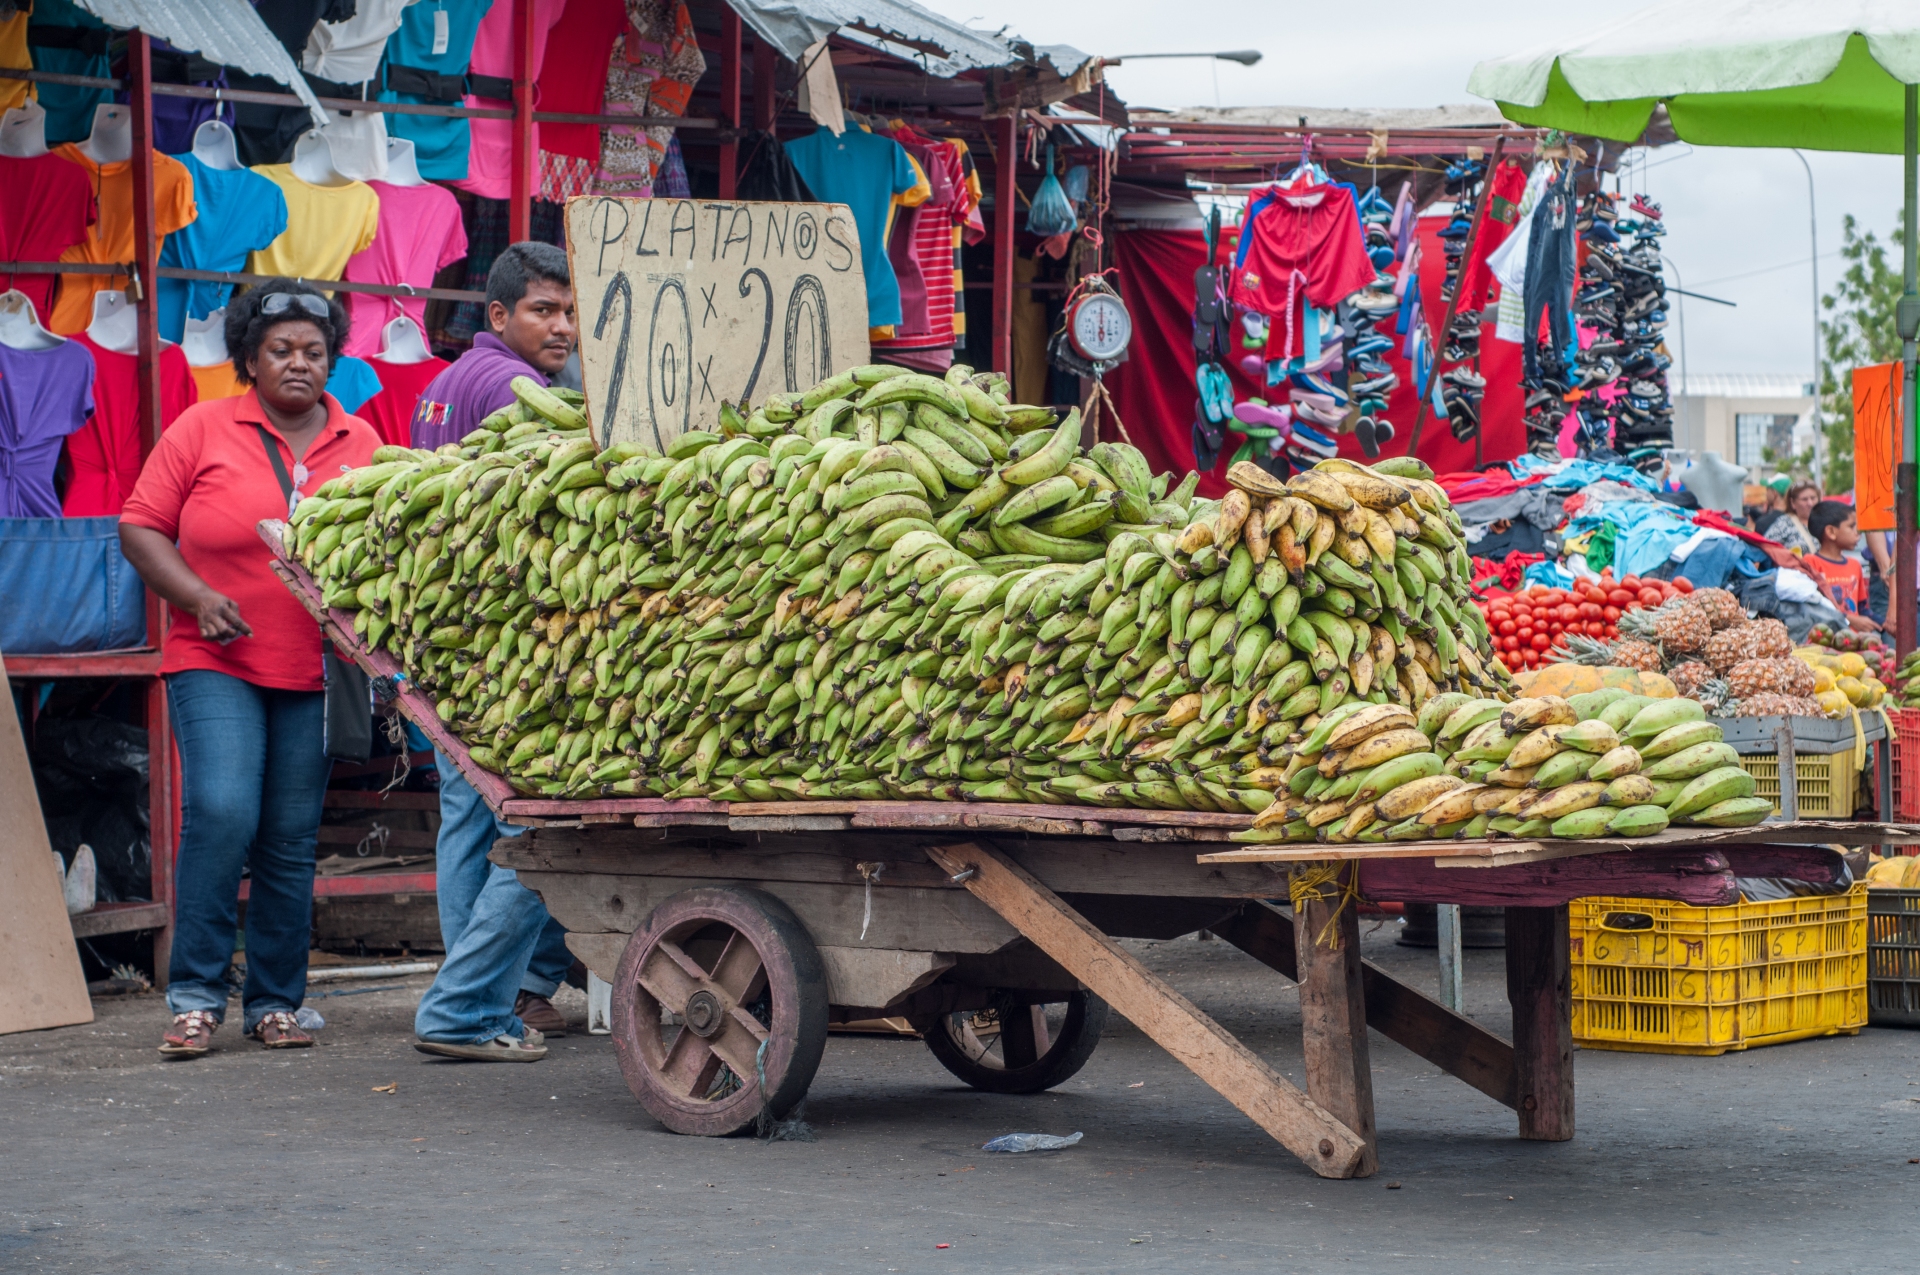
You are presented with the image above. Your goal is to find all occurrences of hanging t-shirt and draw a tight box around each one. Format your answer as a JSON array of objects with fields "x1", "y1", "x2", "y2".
[
  {"x1": 25, "y1": 0, "x2": 113, "y2": 145},
  {"x1": 0, "y1": 4, "x2": 30, "y2": 114},
  {"x1": 156, "y1": 156, "x2": 290, "y2": 342},
  {"x1": 533, "y1": 0, "x2": 624, "y2": 202},
  {"x1": 228, "y1": 0, "x2": 354, "y2": 166},
  {"x1": 327, "y1": 355, "x2": 384, "y2": 413},
  {"x1": 0, "y1": 151, "x2": 95, "y2": 323},
  {"x1": 359, "y1": 352, "x2": 449, "y2": 446},
  {"x1": 0, "y1": 337, "x2": 95, "y2": 517},
  {"x1": 189, "y1": 360, "x2": 246, "y2": 401},
  {"x1": 452, "y1": 0, "x2": 567, "y2": 201},
  {"x1": 62, "y1": 334, "x2": 197, "y2": 516},
  {"x1": 1457, "y1": 159, "x2": 1529, "y2": 314},
  {"x1": 379, "y1": 0, "x2": 494, "y2": 181},
  {"x1": 340, "y1": 178, "x2": 467, "y2": 357},
  {"x1": 50, "y1": 145, "x2": 197, "y2": 336},
  {"x1": 1228, "y1": 178, "x2": 1377, "y2": 361},
  {"x1": 593, "y1": 0, "x2": 703, "y2": 197},
  {"x1": 786, "y1": 125, "x2": 921, "y2": 329},
  {"x1": 247, "y1": 165, "x2": 383, "y2": 285},
  {"x1": 305, "y1": 0, "x2": 415, "y2": 83}
]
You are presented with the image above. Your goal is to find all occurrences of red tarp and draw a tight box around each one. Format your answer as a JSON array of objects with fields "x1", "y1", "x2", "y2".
[{"x1": 1105, "y1": 217, "x2": 1528, "y2": 498}]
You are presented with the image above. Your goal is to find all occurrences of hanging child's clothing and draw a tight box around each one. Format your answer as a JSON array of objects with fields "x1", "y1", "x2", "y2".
[
  {"x1": 0, "y1": 337, "x2": 95, "y2": 517},
  {"x1": 62, "y1": 334, "x2": 196, "y2": 516},
  {"x1": 1228, "y1": 176, "x2": 1376, "y2": 363},
  {"x1": 156, "y1": 155, "x2": 289, "y2": 342}
]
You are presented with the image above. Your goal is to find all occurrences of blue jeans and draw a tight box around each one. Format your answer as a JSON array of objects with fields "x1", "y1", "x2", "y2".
[
  {"x1": 414, "y1": 751, "x2": 570, "y2": 1043},
  {"x1": 165, "y1": 670, "x2": 331, "y2": 1034}
]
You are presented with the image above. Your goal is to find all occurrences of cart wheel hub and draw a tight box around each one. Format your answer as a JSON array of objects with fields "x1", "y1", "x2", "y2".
[{"x1": 684, "y1": 990, "x2": 724, "y2": 1037}]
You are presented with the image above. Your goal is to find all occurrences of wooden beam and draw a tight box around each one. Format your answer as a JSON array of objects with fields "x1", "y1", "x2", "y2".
[
  {"x1": 1505, "y1": 905, "x2": 1573, "y2": 1142},
  {"x1": 923, "y1": 840, "x2": 1371, "y2": 1179},
  {"x1": 717, "y1": 6, "x2": 741, "y2": 199},
  {"x1": 1212, "y1": 902, "x2": 1519, "y2": 1111},
  {"x1": 752, "y1": 38, "x2": 776, "y2": 132},
  {"x1": 1293, "y1": 865, "x2": 1378, "y2": 1176},
  {"x1": 992, "y1": 113, "x2": 1017, "y2": 375}
]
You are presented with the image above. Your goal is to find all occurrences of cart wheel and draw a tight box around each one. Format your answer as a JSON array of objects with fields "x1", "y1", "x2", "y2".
[
  {"x1": 923, "y1": 990, "x2": 1108, "y2": 1094},
  {"x1": 611, "y1": 887, "x2": 828, "y2": 1136}
]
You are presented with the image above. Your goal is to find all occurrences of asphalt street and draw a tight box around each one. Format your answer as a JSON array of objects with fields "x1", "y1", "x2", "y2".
[{"x1": 4, "y1": 923, "x2": 1917, "y2": 1273}]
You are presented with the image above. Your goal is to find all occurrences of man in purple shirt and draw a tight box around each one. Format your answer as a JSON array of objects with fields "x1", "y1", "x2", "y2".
[
  {"x1": 410, "y1": 241, "x2": 577, "y2": 450},
  {"x1": 412, "y1": 241, "x2": 579, "y2": 1061}
]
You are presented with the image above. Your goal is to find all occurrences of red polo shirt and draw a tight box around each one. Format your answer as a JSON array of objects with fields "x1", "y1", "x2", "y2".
[{"x1": 121, "y1": 390, "x2": 381, "y2": 691}]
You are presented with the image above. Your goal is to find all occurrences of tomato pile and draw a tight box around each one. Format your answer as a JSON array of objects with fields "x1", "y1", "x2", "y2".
[{"x1": 1473, "y1": 571, "x2": 1693, "y2": 670}]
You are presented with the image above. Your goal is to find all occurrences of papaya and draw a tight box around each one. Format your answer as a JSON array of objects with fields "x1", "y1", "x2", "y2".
[{"x1": 1513, "y1": 663, "x2": 1678, "y2": 701}]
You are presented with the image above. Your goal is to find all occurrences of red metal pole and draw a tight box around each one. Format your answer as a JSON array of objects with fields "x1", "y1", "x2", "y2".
[
  {"x1": 509, "y1": 0, "x2": 534, "y2": 242},
  {"x1": 992, "y1": 113, "x2": 1017, "y2": 376},
  {"x1": 753, "y1": 39, "x2": 775, "y2": 132},
  {"x1": 127, "y1": 32, "x2": 161, "y2": 452},
  {"x1": 718, "y1": 6, "x2": 740, "y2": 199}
]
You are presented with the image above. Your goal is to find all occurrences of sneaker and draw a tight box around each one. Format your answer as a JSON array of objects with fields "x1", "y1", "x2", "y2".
[
  {"x1": 1631, "y1": 193, "x2": 1663, "y2": 221},
  {"x1": 1444, "y1": 366, "x2": 1487, "y2": 389},
  {"x1": 1584, "y1": 219, "x2": 1620, "y2": 245}
]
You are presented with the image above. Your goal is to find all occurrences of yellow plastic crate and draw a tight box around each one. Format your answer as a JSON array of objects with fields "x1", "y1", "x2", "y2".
[
  {"x1": 1569, "y1": 886, "x2": 1867, "y2": 1055},
  {"x1": 1738, "y1": 748, "x2": 1862, "y2": 818}
]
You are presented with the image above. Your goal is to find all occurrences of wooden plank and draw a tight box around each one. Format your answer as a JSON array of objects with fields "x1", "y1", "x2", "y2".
[
  {"x1": 565, "y1": 930, "x2": 629, "y2": 983},
  {"x1": 1211, "y1": 903, "x2": 1520, "y2": 1112},
  {"x1": 0, "y1": 664, "x2": 93, "y2": 1034},
  {"x1": 815, "y1": 948, "x2": 955, "y2": 1011},
  {"x1": 1112, "y1": 826, "x2": 1235, "y2": 843},
  {"x1": 315, "y1": 825, "x2": 440, "y2": 850},
  {"x1": 923, "y1": 840, "x2": 1371, "y2": 1179},
  {"x1": 850, "y1": 807, "x2": 1095, "y2": 837},
  {"x1": 69, "y1": 901, "x2": 171, "y2": 939},
  {"x1": 3, "y1": 648, "x2": 163, "y2": 679},
  {"x1": 1505, "y1": 905, "x2": 1573, "y2": 1142},
  {"x1": 322, "y1": 790, "x2": 442, "y2": 811},
  {"x1": 518, "y1": 871, "x2": 1020, "y2": 953},
  {"x1": 728, "y1": 815, "x2": 852, "y2": 833},
  {"x1": 1293, "y1": 864, "x2": 1378, "y2": 1176},
  {"x1": 1359, "y1": 851, "x2": 1738, "y2": 908},
  {"x1": 1196, "y1": 821, "x2": 1920, "y2": 865}
]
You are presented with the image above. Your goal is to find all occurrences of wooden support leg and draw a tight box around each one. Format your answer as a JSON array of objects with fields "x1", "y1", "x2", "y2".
[
  {"x1": 1293, "y1": 870, "x2": 1378, "y2": 1177},
  {"x1": 1505, "y1": 905, "x2": 1574, "y2": 1141},
  {"x1": 925, "y1": 842, "x2": 1370, "y2": 1179},
  {"x1": 1213, "y1": 902, "x2": 1520, "y2": 1111}
]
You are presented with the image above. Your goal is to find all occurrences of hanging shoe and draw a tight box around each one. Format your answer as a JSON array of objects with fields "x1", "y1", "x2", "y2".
[{"x1": 1631, "y1": 193, "x2": 1663, "y2": 221}]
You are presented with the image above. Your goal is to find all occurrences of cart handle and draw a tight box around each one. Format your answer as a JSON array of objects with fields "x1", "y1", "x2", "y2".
[{"x1": 1597, "y1": 911, "x2": 1656, "y2": 932}]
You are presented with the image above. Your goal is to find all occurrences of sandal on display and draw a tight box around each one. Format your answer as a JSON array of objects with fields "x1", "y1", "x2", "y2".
[{"x1": 158, "y1": 1010, "x2": 219, "y2": 1059}]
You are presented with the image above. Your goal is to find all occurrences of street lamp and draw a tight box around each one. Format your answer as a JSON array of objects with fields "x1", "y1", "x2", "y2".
[{"x1": 1791, "y1": 149, "x2": 1823, "y2": 480}]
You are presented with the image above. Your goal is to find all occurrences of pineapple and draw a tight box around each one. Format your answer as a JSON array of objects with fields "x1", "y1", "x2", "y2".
[
  {"x1": 1691, "y1": 677, "x2": 1735, "y2": 716},
  {"x1": 1688, "y1": 587, "x2": 1748, "y2": 631},
  {"x1": 1618, "y1": 597, "x2": 1711, "y2": 658},
  {"x1": 1736, "y1": 691, "x2": 1823, "y2": 718},
  {"x1": 1610, "y1": 639, "x2": 1665, "y2": 672},
  {"x1": 1727, "y1": 657, "x2": 1817, "y2": 701},
  {"x1": 1669, "y1": 660, "x2": 1716, "y2": 696},
  {"x1": 1703, "y1": 619, "x2": 1791, "y2": 673}
]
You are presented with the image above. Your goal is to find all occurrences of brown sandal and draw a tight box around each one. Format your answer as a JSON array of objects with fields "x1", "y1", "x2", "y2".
[
  {"x1": 253, "y1": 1011, "x2": 315, "y2": 1049},
  {"x1": 158, "y1": 1010, "x2": 219, "y2": 1058}
]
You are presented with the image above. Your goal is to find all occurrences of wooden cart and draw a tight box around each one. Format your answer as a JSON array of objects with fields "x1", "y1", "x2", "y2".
[{"x1": 267, "y1": 532, "x2": 1918, "y2": 1178}]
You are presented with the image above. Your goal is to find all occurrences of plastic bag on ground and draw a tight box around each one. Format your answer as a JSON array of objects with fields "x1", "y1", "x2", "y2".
[{"x1": 983, "y1": 1131, "x2": 1083, "y2": 1153}]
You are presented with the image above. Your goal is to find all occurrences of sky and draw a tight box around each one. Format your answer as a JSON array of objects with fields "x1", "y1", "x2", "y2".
[{"x1": 945, "y1": 0, "x2": 1908, "y2": 387}]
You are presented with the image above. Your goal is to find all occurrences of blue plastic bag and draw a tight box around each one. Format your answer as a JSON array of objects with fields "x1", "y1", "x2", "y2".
[
  {"x1": 1026, "y1": 145, "x2": 1078, "y2": 237},
  {"x1": 0, "y1": 517, "x2": 147, "y2": 654}
]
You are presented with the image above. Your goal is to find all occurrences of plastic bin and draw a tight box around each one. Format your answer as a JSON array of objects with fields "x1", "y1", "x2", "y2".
[
  {"x1": 0, "y1": 517, "x2": 147, "y2": 654},
  {"x1": 1867, "y1": 886, "x2": 1920, "y2": 1027},
  {"x1": 1888, "y1": 709, "x2": 1920, "y2": 822},
  {"x1": 1722, "y1": 712, "x2": 1882, "y2": 819},
  {"x1": 1738, "y1": 749, "x2": 1862, "y2": 818},
  {"x1": 1569, "y1": 886, "x2": 1867, "y2": 1055}
]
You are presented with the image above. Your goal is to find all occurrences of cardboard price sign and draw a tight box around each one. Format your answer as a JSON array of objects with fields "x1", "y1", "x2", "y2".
[
  {"x1": 566, "y1": 197, "x2": 870, "y2": 448},
  {"x1": 1853, "y1": 361, "x2": 1900, "y2": 532}
]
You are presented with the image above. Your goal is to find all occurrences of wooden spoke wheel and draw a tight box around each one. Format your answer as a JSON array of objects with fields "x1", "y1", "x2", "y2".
[
  {"x1": 923, "y1": 990, "x2": 1108, "y2": 1094},
  {"x1": 611, "y1": 887, "x2": 828, "y2": 1136}
]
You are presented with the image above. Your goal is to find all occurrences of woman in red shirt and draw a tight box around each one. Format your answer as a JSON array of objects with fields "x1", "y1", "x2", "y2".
[{"x1": 120, "y1": 282, "x2": 381, "y2": 1058}]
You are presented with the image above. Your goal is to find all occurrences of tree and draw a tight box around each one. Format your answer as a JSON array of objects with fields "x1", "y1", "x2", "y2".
[{"x1": 1816, "y1": 212, "x2": 1907, "y2": 494}]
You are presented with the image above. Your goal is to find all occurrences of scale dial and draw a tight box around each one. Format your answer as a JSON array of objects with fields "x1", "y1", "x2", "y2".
[{"x1": 1068, "y1": 291, "x2": 1132, "y2": 362}]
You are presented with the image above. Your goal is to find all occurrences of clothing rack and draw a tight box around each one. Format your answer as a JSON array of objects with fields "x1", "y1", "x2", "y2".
[{"x1": 0, "y1": 261, "x2": 486, "y2": 305}]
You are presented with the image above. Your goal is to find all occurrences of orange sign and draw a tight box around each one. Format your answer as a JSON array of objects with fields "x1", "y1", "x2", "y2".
[{"x1": 1854, "y1": 362, "x2": 1900, "y2": 531}]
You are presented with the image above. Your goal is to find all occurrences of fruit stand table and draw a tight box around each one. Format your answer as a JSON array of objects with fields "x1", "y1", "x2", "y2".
[{"x1": 265, "y1": 528, "x2": 1920, "y2": 1179}]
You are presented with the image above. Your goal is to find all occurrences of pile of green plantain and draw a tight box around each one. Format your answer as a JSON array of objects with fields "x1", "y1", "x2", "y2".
[
  {"x1": 284, "y1": 362, "x2": 1540, "y2": 820},
  {"x1": 1235, "y1": 687, "x2": 1773, "y2": 844}
]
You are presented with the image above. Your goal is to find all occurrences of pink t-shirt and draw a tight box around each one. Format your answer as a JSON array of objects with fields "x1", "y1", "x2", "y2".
[
  {"x1": 341, "y1": 180, "x2": 469, "y2": 357},
  {"x1": 450, "y1": 0, "x2": 568, "y2": 200}
]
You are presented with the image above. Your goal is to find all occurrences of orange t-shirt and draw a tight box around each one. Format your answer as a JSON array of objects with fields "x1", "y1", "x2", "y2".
[
  {"x1": 120, "y1": 391, "x2": 380, "y2": 691},
  {"x1": 51, "y1": 145, "x2": 197, "y2": 335},
  {"x1": 190, "y1": 361, "x2": 246, "y2": 401},
  {"x1": 1804, "y1": 552, "x2": 1867, "y2": 616}
]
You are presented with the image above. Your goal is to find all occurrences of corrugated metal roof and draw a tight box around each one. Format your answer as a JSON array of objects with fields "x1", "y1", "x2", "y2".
[
  {"x1": 75, "y1": 0, "x2": 327, "y2": 129},
  {"x1": 726, "y1": 0, "x2": 1095, "y2": 79},
  {"x1": 1674, "y1": 374, "x2": 1816, "y2": 401}
]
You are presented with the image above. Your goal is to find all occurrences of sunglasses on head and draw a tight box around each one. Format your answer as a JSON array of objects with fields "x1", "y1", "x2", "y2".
[{"x1": 259, "y1": 291, "x2": 330, "y2": 321}]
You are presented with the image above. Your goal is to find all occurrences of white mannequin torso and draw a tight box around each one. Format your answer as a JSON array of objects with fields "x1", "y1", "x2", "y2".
[
  {"x1": 289, "y1": 129, "x2": 352, "y2": 186},
  {"x1": 382, "y1": 136, "x2": 425, "y2": 187},
  {"x1": 182, "y1": 310, "x2": 231, "y2": 368},
  {"x1": 78, "y1": 104, "x2": 133, "y2": 166},
  {"x1": 86, "y1": 291, "x2": 141, "y2": 354},
  {"x1": 189, "y1": 119, "x2": 242, "y2": 171},
  {"x1": 376, "y1": 315, "x2": 432, "y2": 364},
  {"x1": 0, "y1": 290, "x2": 63, "y2": 350},
  {"x1": 0, "y1": 101, "x2": 49, "y2": 159}
]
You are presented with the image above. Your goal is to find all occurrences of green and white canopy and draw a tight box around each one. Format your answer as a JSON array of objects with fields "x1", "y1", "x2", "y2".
[{"x1": 1467, "y1": 2, "x2": 1920, "y2": 151}]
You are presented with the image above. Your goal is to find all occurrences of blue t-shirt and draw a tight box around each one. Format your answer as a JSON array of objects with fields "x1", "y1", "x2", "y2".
[
  {"x1": 328, "y1": 356, "x2": 384, "y2": 415},
  {"x1": 785, "y1": 125, "x2": 919, "y2": 328},
  {"x1": 156, "y1": 155, "x2": 290, "y2": 342},
  {"x1": 379, "y1": 0, "x2": 494, "y2": 181}
]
